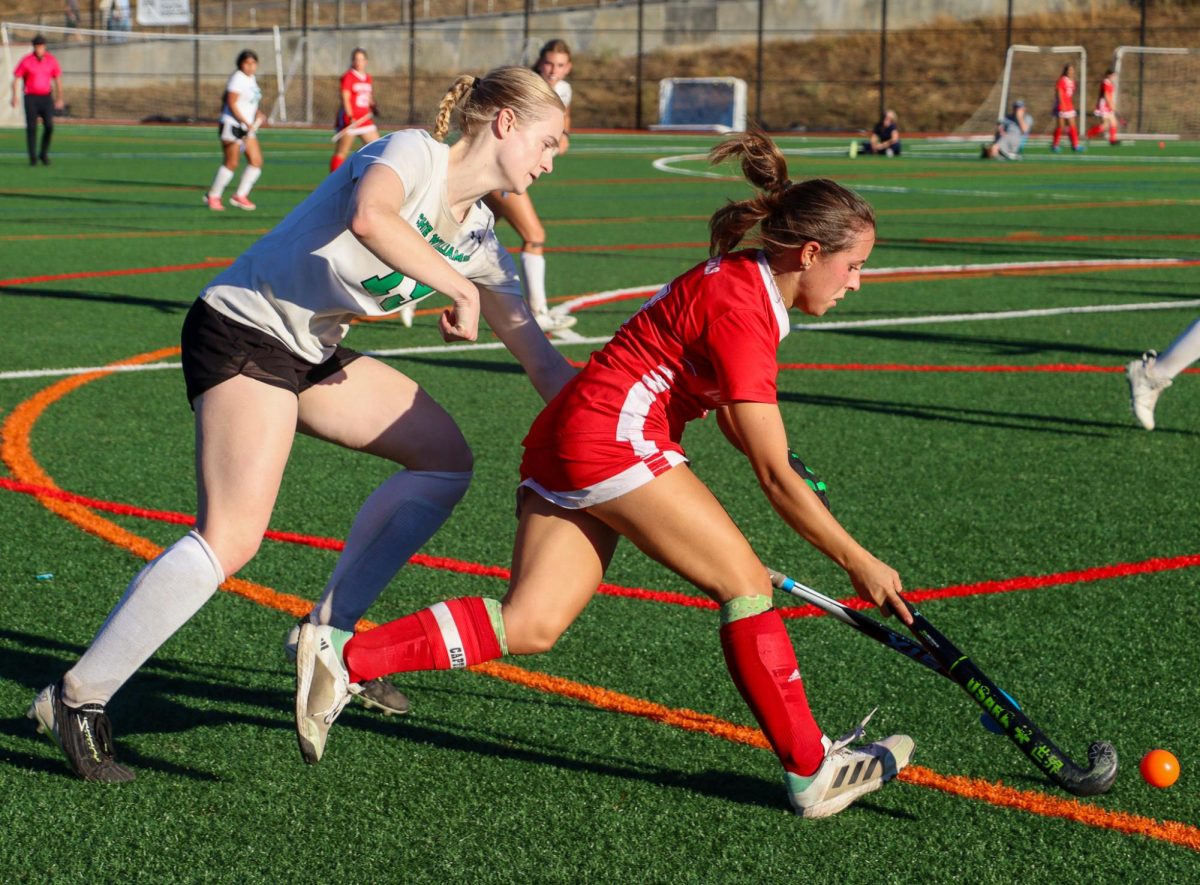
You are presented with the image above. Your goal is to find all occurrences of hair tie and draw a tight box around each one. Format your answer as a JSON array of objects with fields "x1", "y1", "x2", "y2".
[{"x1": 472, "y1": 76, "x2": 481, "y2": 89}]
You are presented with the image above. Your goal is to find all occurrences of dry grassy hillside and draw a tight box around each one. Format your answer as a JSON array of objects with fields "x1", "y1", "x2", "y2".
[{"x1": 568, "y1": 4, "x2": 1200, "y2": 132}]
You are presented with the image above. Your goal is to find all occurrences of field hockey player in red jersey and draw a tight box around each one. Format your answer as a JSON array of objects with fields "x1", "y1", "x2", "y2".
[{"x1": 297, "y1": 128, "x2": 915, "y2": 818}]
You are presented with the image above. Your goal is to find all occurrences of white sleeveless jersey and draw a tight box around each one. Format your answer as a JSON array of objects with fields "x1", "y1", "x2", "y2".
[
  {"x1": 219, "y1": 70, "x2": 261, "y2": 127},
  {"x1": 554, "y1": 79, "x2": 572, "y2": 108},
  {"x1": 201, "y1": 129, "x2": 522, "y2": 364}
]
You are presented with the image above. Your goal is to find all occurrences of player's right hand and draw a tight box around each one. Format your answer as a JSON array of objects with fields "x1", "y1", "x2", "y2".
[{"x1": 439, "y1": 289, "x2": 480, "y2": 342}]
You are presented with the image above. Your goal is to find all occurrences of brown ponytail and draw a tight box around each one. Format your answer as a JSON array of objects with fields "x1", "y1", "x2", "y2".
[{"x1": 708, "y1": 129, "x2": 875, "y2": 258}]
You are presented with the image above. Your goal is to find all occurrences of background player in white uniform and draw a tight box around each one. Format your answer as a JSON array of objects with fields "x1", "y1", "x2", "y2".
[
  {"x1": 1126, "y1": 317, "x2": 1200, "y2": 430},
  {"x1": 428, "y1": 38, "x2": 575, "y2": 334},
  {"x1": 297, "y1": 130, "x2": 915, "y2": 819},
  {"x1": 29, "y1": 66, "x2": 573, "y2": 782},
  {"x1": 206, "y1": 49, "x2": 266, "y2": 211}
]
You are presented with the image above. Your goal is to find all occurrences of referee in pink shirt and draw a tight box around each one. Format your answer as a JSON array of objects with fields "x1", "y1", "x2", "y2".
[{"x1": 11, "y1": 35, "x2": 64, "y2": 166}]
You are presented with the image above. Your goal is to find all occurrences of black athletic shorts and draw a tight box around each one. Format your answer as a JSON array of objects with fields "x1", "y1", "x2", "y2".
[{"x1": 180, "y1": 299, "x2": 363, "y2": 406}]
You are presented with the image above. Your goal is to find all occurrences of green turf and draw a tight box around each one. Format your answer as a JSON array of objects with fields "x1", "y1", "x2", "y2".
[{"x1": 1, "y1": 125, "x2": 1199, "y2": 882}]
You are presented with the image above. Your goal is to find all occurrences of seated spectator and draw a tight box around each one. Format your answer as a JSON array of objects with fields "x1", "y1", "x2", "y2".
[
  {"x1": 850, "y1": 109, "x2": 901, "y2": 158},
  {"x1": 982, "y1": 100, "x2": 1033, "y2": 160}
]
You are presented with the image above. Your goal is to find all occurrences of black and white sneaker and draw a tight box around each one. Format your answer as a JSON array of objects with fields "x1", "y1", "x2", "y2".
[
  {"x1": 285, "y1": 619, "x2": 410, "y2": 716},
  {"x1": 28, "y1": 681, "x2": 136, "y2": 783}
]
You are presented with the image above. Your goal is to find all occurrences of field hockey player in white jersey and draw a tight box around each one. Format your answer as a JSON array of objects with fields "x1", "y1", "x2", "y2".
[
  {"x1": 206, "y1": 49, "x2": 266, "y2": 211},
  {"x1": 28, "y1": 66, "x2": 574, "y2": 783},
  {"x1": 296, "y1": 129, "x2": 915, "y2": 818},
  {"x1": 443, "y1": 38, "x2": 576, "y2": 335}
]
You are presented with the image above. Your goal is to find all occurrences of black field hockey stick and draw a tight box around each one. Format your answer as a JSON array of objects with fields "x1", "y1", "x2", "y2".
[
  {"x1": 768, "y1": 568, "x2": 945, "y2": 675},
  {"x1": 768, "y1": 568, "x2": 1118, "y2": 796}
]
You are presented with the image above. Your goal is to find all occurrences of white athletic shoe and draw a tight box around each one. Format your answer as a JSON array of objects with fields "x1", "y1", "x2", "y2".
[
  {"x1": 534, "y1": 310, "x2": 577, "y2": 333},
  {"x1": 295, "y1": 623, "x2": 359, "y2": 764},
  {"x1": 285, "y1": 620, "x2": 410, "y2": 716},
  {"x1": 787, "y1": 709, "x2": 914, "y2": 819},
  {"x1": 1126, "y1": 351, "x2": 1172, "y2": 431},
  {"x1": 398, "y1": 304, "x2": 415, "y2": 328}
]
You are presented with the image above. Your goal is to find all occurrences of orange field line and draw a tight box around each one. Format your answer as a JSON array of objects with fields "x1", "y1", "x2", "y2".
[{"x1": 3, "y1": 350, "x2": 1198, "y2": 852}]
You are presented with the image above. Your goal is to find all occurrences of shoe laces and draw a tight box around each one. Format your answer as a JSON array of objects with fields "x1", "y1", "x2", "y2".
[
  {"x1": 76, "y1": 704, "x2": 116, "y2": 759},
  {"x1": 825, "y1": 707, "x2": 877, "y2": 760}
]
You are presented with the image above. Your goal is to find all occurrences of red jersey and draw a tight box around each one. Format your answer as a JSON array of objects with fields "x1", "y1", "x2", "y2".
[
  {"x1": 1096, "y1": 77, "x2": 1115, "y2": 114},
  {"x1": 1055, "y1": 75, "x2": 1075, "y2": 114},
  {"x1": 520, "y1": 250, "x2": 790, "y2": 506},
  {"x1": 13, "y1": 51, "x2": 61, "y2": 97},
  {"x1": 340, "y1": 69, "x2": 374, "y2": 122}
]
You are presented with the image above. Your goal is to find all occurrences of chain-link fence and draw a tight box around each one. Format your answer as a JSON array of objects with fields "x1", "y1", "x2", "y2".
[{"x1": 5, "y1": 0, "x2": 1199, "y2": 133}]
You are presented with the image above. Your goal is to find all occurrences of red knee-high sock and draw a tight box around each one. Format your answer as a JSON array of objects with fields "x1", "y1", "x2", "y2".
[
  {"x1": 343, "y1": 597, "x2": 502, "y2": 683},
  {"x1": 1087, "y1": 122, "x2": 1104, "y2": 138},
  {"x1": 720, "y1": 609, "x2": 825, "y2": 777},
  {"x1": 330, "y1": 154, "x2": 345, "y2": 173},
  {"x1": 1109, "y1": 124, "x2": 1118, "y2": 144},
  {"x1": 1052, "y1": 124, "x2": 1062, "y2": 147},
  {"x1": 1069, "y1": 123, "x2": 1080, "y2": 148}
]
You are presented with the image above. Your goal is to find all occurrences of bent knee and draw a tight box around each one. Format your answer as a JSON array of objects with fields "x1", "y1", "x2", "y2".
[{"x1": 503, "y1": 619, "x2": 565, "y2": 656}]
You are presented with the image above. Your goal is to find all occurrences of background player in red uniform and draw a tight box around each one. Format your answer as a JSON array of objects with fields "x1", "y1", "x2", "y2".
[
  {"x1": 1086, "y1": 68, "x2": 1119, "y2": 146},
  {"x1": 297, "y1": 129, "x2": 916, "y2": 819},
  {"x1": 330, "y1": 48, "x2": 379, "y2": 173},
  {"x1": 1051, "y1": 63, "x2": 1082, "y2": 153}
]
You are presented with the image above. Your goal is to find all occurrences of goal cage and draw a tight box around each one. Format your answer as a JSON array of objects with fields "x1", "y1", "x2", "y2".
[
  {"x1": 0, "y1": 21, "x2": 295, "y2": 127},
  {"x1": 957, "y1": 45, "x2": 1086, "y2": 140},
  {"x1": 652, "y1": 77, "x2": 746, "y2": 133},
  {"x1": 1111, "y1": 46, "x2": 1200, "y2": 140}
]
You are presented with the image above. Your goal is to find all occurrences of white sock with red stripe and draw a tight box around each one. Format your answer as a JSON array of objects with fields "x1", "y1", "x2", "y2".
[{"x1": 343, "y1": 597, "x2": 507, "y2": 683}]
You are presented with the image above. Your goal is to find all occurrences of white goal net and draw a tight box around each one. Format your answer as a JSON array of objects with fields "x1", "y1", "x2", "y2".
[
  {"x1": 958, "y1": 45, "x2": 1086, "y2": 138},
  {"x1": 1111, "y1": 46, "x2": 1200, "y2": 140},
  {"x1": 0, "y1": 22, "x2": 293, "y2": 126},
  {"x1": 652, "y1": 77, "x2": 746, "y2": 133}
]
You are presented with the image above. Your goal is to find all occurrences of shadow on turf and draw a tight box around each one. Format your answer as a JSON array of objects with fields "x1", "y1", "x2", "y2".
[
  {"x1": 0, "y1": 285, "x2": 189, "y2": 315},
  {"x1": 0, "y1": 631, "x2": 921, "y2": 814},
  {"x1": 777, "y1": 390, "x2": 1199, "y2": 437}
]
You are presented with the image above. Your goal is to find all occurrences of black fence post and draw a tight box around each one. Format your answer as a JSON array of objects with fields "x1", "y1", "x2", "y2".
[
  {"x1": 635, "y1": 0, "x2": 644, "y2": 129},
  {"x1": 192, "y1": 0, "x2": 200, "y2": 120},
  {"x1": 754, "y1": 0, "x2": 764, "y2": 127},
  {"x1": 879, "y1": 0, "x2": 887, "y2": 117},
  {"x1": 408, "y1": 0, "x2": 416, "y2": 124}
]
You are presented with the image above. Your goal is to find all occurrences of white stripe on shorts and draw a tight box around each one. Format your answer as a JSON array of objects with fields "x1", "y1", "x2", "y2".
[
  {"x1": 429, "y1": 601, "x2": 468, "y2": 669},
  {"x1": 616, "y1": 365, "x2": 673, "y2": 459}
]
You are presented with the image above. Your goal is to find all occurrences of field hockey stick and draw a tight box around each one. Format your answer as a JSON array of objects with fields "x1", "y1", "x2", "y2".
[
  {"x1": 767, "y1": 568, "x2": 1118, "y2": 796},
  {"x1": 767, "y1": 568, "x2": 945, "y2": 675},
  {"x1": 330, "y1": 114, "x2": 373, "y2": 143}
]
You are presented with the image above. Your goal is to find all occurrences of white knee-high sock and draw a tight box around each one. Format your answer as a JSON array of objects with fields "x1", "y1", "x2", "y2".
[
  {"x1": 208, "y1": 165, "x2": 235, "y2": 198},
  {"x1": 1154, "y1": 318, "x2": 1200, "y2": 379},
  {"x1": 520, "y1": 252, "x2": 548, "y2": 315},
  {"x1": 310, "y1": 470, "x2": 472, "y2": 631},
  {"x1": 63, "y1": 530, "x2": 225, "y2": 707},
  {"x1": 236, "y1": 164, "x2": 262, "y2": 197}
]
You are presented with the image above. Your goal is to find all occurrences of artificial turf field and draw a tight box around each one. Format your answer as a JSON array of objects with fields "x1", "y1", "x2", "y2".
[{"x1": 0, "y1": 124, "x2": 1198, "y2": 882}]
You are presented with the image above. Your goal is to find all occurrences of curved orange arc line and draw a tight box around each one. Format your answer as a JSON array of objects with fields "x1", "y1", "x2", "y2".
[{"x1": 4, "y1": 349, "x2": 1198, "y2": 853}]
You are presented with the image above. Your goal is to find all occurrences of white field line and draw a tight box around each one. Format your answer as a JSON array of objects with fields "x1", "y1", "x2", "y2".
[{"x1": 5, "y1": 259, "x2": 1198, "y2": 381}]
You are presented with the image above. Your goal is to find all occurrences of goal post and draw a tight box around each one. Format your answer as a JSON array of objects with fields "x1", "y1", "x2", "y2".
[
  {"x1": 957, "y1": 44, "x2": 1086, "y2": 138},
  {"x1": 1111, "y1": 46, "x2": 1200, "y2": 140},
  {"x1": 652, "y1": 77, "x2": 747, "y2": 133},
  {"x1": 0, "y1": 21, "x2": 293, "y2": 125}
]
